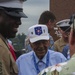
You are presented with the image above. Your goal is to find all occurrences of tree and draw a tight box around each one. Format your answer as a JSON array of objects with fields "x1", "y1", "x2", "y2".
[{"x1": 10, "y1": 33, "x2": 27, "y2": 51}]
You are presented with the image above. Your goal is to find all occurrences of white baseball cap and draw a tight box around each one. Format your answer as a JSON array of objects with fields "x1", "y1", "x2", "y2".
[
  {"x1": 28, "y1": 24, "x2": 49, "y2": 43},
  {"x1": 0, "y1": 0, "x2": 27, "y2": 18},
  {"x1": 56, "y1": 19, "x2": 70, "y2": 27}
]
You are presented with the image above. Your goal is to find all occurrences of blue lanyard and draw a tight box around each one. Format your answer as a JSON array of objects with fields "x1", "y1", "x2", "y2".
[{"x1": 33, "y1": 51, "x2": 49, "y2": 74}]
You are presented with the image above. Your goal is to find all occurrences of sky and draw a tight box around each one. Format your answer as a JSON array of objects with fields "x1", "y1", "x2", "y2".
[{"x1": 18, "y1": 0, "x2": 49, "y2": 35}]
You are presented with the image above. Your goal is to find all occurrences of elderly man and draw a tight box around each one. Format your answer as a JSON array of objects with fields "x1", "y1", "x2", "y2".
[
  {"x1": 38, "y1": 14, "x2": 75, "y2": 75},
  {"x1": 0, "y1": 0, "x2": 27, "y2": 75},
  {"x1": 16, "y1": 24, "x2": 66, "y2": 75},
  {"x1": 25, "y1": 11, "x2": 56, "y2": 52}
]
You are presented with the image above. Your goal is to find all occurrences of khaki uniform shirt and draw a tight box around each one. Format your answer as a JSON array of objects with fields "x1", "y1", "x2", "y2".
[
  {"x1": 38, "y1": 54, "x2": 75, "y2": 75},
  {"x1": 0, "y1": 34, "x2": 18, "y2": 75},
  {"x1": 54, "y1": 37, "x2": 68, "y2": 52}
]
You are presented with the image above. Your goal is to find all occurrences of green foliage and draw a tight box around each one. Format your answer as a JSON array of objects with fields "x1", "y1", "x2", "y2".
[{"x1": 10, "y1": 33, "x2": 27, "y2": 51}]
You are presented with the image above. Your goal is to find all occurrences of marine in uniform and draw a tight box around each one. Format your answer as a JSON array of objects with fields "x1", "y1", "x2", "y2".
[
  {"x1": 0, "y1": 0, "x2": 27, "y2": 75},
  {"x1": 54, "y1": 19, "x2": 71, "y2": 52}
]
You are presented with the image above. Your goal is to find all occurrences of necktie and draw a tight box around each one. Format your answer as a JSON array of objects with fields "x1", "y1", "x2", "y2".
[
  {"x1": 38, "y1": 61, "x2": 46, "y2": 72},
  {"x1": 8, "y1": 43, "x2": 17, "y2": 61}
]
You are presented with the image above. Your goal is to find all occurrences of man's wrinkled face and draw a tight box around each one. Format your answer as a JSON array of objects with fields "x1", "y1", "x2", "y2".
[
  {"x1": 30, "y1": 40, "x2": 49, "y2": 59},
  {"x1": 0, "y1": 11, "x2": 21, "y2": 38}
]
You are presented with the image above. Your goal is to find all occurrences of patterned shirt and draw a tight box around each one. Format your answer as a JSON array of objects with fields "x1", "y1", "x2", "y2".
[{"x1": 38, "y1": 54, "x2": 75, "y2": 75}]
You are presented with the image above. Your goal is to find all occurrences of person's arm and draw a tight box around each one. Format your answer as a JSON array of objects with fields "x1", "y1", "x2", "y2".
[{"x1": 69, "y1": 29, "x2": 75, "y2": 57}]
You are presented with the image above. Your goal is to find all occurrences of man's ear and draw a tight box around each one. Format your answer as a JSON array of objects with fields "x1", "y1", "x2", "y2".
[
  {"x1": 49, "y1": 20, "x2": 52, "y2": 24},
  {"x1": 29, "y1": 41, "x2": 32, "y2": 47}
]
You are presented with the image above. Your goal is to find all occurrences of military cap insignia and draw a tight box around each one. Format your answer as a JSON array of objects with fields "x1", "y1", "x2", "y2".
[{"x1": 34, "y1": 27, "x2": 42, "y2": 35}]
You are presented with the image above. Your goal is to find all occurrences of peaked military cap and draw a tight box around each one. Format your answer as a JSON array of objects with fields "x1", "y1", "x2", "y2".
[
  {"x1": 56, "y1": 19, "x2": 71, "y2": 32},
  {"x1": 0, "y1": 0, "x2": 27, "y2": 18},
  {"x1": 56, "y1": 19, "x2": 70, "y2": 27}
]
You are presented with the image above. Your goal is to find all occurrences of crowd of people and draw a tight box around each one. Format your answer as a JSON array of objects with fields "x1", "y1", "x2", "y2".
[{"x1": 0, "y1": 0, "x2": 75, "y2": 75}]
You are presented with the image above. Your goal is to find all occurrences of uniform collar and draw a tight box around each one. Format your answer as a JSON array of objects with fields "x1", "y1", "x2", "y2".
[
  {"x1": 59, "y1": 37, "x2": 68, "y2": 46},
  {"x1": 0, "y1": 34, "x2": 10, "y2": 49}
]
